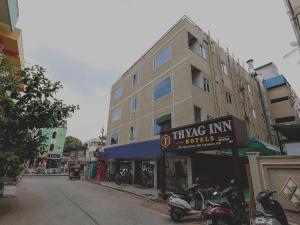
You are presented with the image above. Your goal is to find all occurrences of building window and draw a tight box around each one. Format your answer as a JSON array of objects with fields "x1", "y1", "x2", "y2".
[
  {"x1": 49, "y1": 144, "x2": 54, "y2": 151},
  {"x1": 132, "y1": 73, "x2": 139, "y2": 86},
  {"x1": 114, "y1": 86, "x2": 123, "y2": 100},
  {"x1": 275, "y1": 116, "x2": 295, "y2": 124},
  {"x1": 194, "y1": 106, "x2": 202, "y2": 123},
  {"x1": 203, "y1": 78, "x2": 210, "y2": 92},
  {"x1": 221, "y1": 63, "x2": 228, "y2": 75},
  {"x1": 200, "y1": 45, "x2": 207, "y2": 59},
  {"x1": 112, "y1": 106, "x2": 122, "y2": 122},
  {"x1": 247, "y1": 84, "x2": 251, "y2": 93},
  {"x1": 192, "y1": 66, "x2": 203, "y2": 88},
  {"x1": 251, "y1": 109, "x2": 256, "y2": 119},
  {"x1": 129, "y1": 127, "x2": 137, "y2": 141},
  {"x1": 191, "y1": 66, "x2": 203, "y2": 88},
  {"x1": 270, "y1": 96, "x2": 289, "y2": 103},
  {"x1": 131, "y1": 96, "x2": 138, "y2": 112},
  {"x1": 153, "y1": 114, "x2": 171, "y2": 135},
  {"x1": 226, "y1": 92, "x2": 232, "y2": 104},
  {"x1": 111, "y1": 132, "x2": 119, "y2": 145},
  {"x1": 52, "y1": 131, "x2": 57, "y2": 139},
  {"x1": 188, "y1": 33, "x2": 207, "y2": 59},
  {"x1": 153, "y1": 77, "x2": 171, "y2": 100},
  {"x1": 154, "y1": 46, "x2": 171, "y2": 69}
]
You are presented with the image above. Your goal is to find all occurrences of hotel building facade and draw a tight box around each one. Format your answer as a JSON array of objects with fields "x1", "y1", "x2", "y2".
[{"x1": 105, "y1": 16, "x2": 271, "y2": 190}]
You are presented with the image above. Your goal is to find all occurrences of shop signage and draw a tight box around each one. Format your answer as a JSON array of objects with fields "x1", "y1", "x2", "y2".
[
  {"x1": 48, "y1": 153, "x2": 61, "y2": 159},
  {"x1": 160, "y1": 115, "x2": 247, "y2": 151}
]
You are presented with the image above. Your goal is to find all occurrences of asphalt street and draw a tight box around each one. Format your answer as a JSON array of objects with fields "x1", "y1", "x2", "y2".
[{"x1": 0, "y1": 176, "x2": 200, "y2": 225}]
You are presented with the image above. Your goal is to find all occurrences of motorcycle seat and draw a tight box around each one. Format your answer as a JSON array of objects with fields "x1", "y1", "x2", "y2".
[{"x1": 253, "y1": 210, "x2": 273, "y2": 218}]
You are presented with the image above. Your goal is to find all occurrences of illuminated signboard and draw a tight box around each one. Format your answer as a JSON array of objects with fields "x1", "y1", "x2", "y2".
[{"x1": 160, "y1": 115, "x2": 247, "y2": 151}]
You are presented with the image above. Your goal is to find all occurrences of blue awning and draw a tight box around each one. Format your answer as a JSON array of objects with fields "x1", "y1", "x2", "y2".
[
  {"x1": 104, "y1": 139, "x2": 176, "y2": 159},
  {"x1": 264, "y1": 75, "x2": 286, "y2": 89}
]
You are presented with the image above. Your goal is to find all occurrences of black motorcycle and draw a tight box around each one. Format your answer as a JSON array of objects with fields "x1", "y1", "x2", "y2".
[
  {"x1": 203, "y1": 180, "x2": 249, "y2": 225},
  {"x1": 251, "y1": 190, "x2": 288, "y2": 225},
  {"x1": 115, "y1": 169, "x2": 132, "y2": 185},
  {"x1": 141, "y1": 169, "x2": 154, "y2": 187}
]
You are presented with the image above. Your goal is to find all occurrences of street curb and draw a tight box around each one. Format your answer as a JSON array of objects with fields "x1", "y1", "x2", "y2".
[
  {"x1": 24, "y1": 174, "x2": 68, "y2": 176},
  {"x1": 85, "y1": 179, "x2": 164, "y2": 203}
]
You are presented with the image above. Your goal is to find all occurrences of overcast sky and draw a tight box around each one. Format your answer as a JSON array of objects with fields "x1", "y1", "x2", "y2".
[{"x1": 17, "y1": 0, "x2": 300, "y2": 142}]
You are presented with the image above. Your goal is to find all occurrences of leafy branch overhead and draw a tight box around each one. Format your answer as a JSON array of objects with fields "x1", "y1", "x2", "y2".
[{"x1": 0, "y1": 58, "x2": 79, "y2": 180}]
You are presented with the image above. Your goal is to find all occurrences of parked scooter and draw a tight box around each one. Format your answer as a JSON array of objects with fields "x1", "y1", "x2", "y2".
[
  {"x1": 250, "y1": 190, "x2": 288, "y2": 225},
  {"x1": 141, "y1": 169, "x2": 154, "y2": 187},
  {"x1": 115, "y1": 169, "x2": 132, "y2": 185},
  {"x1": 168, "y1": 184, "x2": 206, "y2": 222},
  {"x1": 202, "y1": 180, "x2": 249, "y2": 225}
]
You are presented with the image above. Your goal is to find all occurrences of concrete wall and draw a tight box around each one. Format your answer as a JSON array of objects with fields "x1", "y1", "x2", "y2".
[
  {"x1": 255, "y1": 63, "x2": 279, "y2": 79},
  {"x1": 248, "y1": 153, "x2": 300, "y2": 224}
]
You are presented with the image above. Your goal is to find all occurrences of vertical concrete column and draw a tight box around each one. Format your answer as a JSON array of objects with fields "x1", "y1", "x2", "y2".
[
  {"x1": 187, "y1": 157, "x2": 193, "y2": 187},
  {"x1": 154, "y1": 160, "x2": 158, "y2": 189},
  {"x1": 247, "y1": 152, "x2": 263, "y2": 198},
  {"x1": 131, "y1": 160, "x2": 135, "y2": 185}
]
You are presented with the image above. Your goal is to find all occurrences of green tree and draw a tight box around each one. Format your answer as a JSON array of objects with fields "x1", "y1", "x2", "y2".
[
  {"x1": 63, "y1": 136, "x2": 87, "y2": 155},
  {"x1": 0, "y1": 57, "x2": 79, "y2": 182}
]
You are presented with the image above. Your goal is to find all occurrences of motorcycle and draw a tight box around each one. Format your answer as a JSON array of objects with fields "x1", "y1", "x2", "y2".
[
  {"x1": 250, "y1": 190, "x2": 288, "y2": 225},
  {"x1": 168, "y1": 184, "x2": 206, "y2": 222},
  {"x1": 141, "y1": 169, "x2": 154, "y2": 187},
  {"x1": 115, "y1": 169, "x2": 132, "y2": 185},
  {"x1": 202, "y1": 180, "x2": 249, "y2": 225}
]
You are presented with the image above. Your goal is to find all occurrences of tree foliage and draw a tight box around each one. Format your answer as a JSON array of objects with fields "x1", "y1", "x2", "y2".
[
  {"x1": 0, "y1": 57, "x2": 79, "y2": 181},
  {"x1": 63, "y1": 136, "x2": 87, "y2": 154}
]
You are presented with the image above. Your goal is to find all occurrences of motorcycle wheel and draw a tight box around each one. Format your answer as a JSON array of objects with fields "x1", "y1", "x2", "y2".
[{"x1": 170, "y1": 208, "x2": 183, "y2": 222}]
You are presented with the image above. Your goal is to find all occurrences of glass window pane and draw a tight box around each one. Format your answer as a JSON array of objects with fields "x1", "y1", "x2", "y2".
[
  {"x1": 114, "y1": 86, "x2": 123, "y2": 99},
  {"x1": 112, "y1": 107, "x2": 122, "y2": 121},
  {"x1": 111, "y1": 132, "x2": 119, "y2": 145},
  {"x1": 154, "y1": 46, "x2": 171, "y2": 69},
  {"x1": 131, "y1": 96, "x2": 137, "y2": 112},
  {"x1": 153, "y1": 114, "x2": 171, "y2": 135},
  {"x1": 154, "y1": 77, "x2": 171, "y2": 100},
  {"x1": 200, "y1": 46, "x2": 207, "y2": 59},
  {"x1": 130, "y1": 127, "x2": 137, "y2": 141},
  {"x1": 194, "y1": 106, "x2": 202, "y2": 123},
  {"x1": 132, "y1": 73, "x2": 139, "y2": 86}
]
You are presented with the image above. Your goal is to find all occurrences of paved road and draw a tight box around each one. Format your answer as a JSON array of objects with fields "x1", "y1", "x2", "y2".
[{"x1": 0, "y1": 176, "x2": 200, "y2": 225}]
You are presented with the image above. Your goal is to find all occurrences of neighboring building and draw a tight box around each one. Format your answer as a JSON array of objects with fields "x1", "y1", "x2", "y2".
[
  {"x1": 85, "y1": 138, "x2": 106, "y2": 161},
  {"x1": 283, "y1": 0, "x2": 300, "y2": 45},
  {"x1": 105, "y1": 16, "x2": 271, "y2": 189},
  {"x1": 254, "y1": 62, "x2": 279, "y2": 79},
  {"x1": 255, "y1": 62, "x2": 300, "y2": 126},
  {"x1": 39, "y1": 121, "x2": 68, "y2": 168},
  {"x1": 0, "y1": 0, "x2": 24, "y2": 68}
]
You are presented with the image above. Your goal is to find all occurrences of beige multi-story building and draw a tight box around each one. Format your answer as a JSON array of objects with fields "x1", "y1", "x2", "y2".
[{"x1": 105, "y1": 16, "x2": 271, "y2": 189}]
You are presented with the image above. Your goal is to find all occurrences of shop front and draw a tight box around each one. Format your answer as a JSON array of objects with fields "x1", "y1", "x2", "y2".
[
  {"x1": 160, "y1": 115, "x2": 280, "y2": 200},
  {"x1": 104, "y1": 140, "x2": 177, "y2": 189},
  {"x1": 47, "y1": 153, "x2": 61, "y2": 169},
  {"x1": 160, "y1": 115, "x2": 248, "y2": 195}
]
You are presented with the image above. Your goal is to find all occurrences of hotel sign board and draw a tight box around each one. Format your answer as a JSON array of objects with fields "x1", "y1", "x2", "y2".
[{"x1": 160, "y1": 115, "x2": 247, "y2": 151}]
